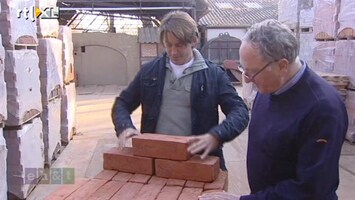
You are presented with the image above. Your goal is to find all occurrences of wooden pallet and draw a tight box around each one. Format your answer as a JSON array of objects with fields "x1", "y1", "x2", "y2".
[
  {"x1": 48, "y1": 85, "x2": 63, "y2": 101},
  {"x1": 4, "y1": 35, "x2": 38, "y2": 50}
]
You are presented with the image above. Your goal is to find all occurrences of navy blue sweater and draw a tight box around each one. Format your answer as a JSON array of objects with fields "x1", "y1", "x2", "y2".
[{"x1": 241, "y1": 67, "x2": 348, "y2": 200}]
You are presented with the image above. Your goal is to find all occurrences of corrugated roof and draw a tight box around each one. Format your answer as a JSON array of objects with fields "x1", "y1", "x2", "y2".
[
  {"x1": 138, "y1": 27, "x2": 160, "y2": 43},
  {"x1": 199, "y1": 0, "x2": 278, "y2": 27}
]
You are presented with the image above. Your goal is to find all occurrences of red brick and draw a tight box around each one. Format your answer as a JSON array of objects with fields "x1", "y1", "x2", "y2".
[
  {"x1": 66, "y1": 179, "x2": 108, "y2": 200},
  {"x1": 132, "y1": 133, "x2": 191, "y2": 161},
  {"x1": 131, "y1": 183, "x2": 164, "y2": 200},
  {"x1": 156, "y1": 186, "x2": 183, "y2": 200},
  {"x1": 44, "y1": 178, "x2": 89, "y2": 200},
  {"x1": 129, "y1": 174, "x2": 151, "y2": 184},
  {"x1": 148, "y1": 176, "x2": 167, "y2": 185},
  {"x1": 103, "y1": 147, "x2": 154, "y2": 175},
  {"x1": 110, "y1": 182, "x2": 144, "y2": 200},
  {"x1": 87, "y1": 180, "x2": 125, "y2": 200},
  {"x1": 93, "y1": 170, "x2": 117, "y2": 180},
  {"x1": 185, "y1": 180, "x2": 205, "y2": 188},
  {"x1": 112, "y1": 172, "x2": 133, "y2": 182},
  {"x1": 166, "y1": 178, "x2": 186, "y2": 187},
  {"x1": 204, "y1": 170, "x2": 228, "y2": 191},
  {"x1": 178, "y1": 187, "x2": 203, "y2": 200},
  {"x1": 155, "y1": 155, "x2": 220, "y2": 182}
]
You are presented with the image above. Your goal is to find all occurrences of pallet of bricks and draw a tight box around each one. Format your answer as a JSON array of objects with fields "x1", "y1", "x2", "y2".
[
  {"x1": 36, "y1": 0, "x2": 64, "y2": 167},
  {"x1": 46, "y1": 133, "x2": 228, "y2": 199},
  {"x1": 312, "y1": 0, "x2": 355, "y2": 143},
  {"x1": 0, "y1": 0, "x2": 45, "y2": 199},
  {"x1": 58, "y1": 25, "x2": 76, "y2": 146}
]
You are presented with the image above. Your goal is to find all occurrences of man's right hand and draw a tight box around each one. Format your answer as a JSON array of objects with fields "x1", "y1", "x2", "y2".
[{"x1": 117, "y1": 128, "x2": 140, "y2": 149}]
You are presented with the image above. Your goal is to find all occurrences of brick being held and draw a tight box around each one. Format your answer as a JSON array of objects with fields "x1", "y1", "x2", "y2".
[{"x1": 132, "y1": 133, "x2": 191, "y2": 161}]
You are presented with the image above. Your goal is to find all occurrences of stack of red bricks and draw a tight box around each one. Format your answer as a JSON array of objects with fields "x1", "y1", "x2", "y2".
[{"x1": 46, "y1": 133, "x2": 228, "y2": 199}]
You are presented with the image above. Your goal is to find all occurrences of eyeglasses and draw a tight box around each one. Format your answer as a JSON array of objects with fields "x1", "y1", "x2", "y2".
[{"x1": 238, "y1": 60, "x2": 276, "y2": 81}]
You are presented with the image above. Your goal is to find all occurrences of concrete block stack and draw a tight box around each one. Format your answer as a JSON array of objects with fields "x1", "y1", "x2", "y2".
[
  {"x1": 0, "y1": 0, "x2": 37, "y2": 50},
  {"x1": 46, "y1": 133, "x2": 228, "y2": 199},
  {"x1": 0, "y1": 35, "x2": 7, "y2": 200},
  {"x1": 37, "y1": 38, "x2": 63, "y2": 166},
  {"x1": 0, "y1": 0, "x2": 45, "y2": 198},
  {"x1": 337, "y1": 0, "x2": 355, "y2": 39},
  {"x1": 3, "y1": 118, "x2": 44, "y2": 199},
  {"x1": 58, "y1": 26, "x2": 76, "y2": 146},
  {"x1": 278, "y1": 0, "x2": 315, "y2": 66},
  {"x1": 35, "y1": 0, "x2": 59, "y2": 39}
]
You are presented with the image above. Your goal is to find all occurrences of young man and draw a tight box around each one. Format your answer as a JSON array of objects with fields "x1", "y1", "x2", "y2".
[
  {"x1": 200, "y1": 19, "x2": 348, "y2": 199},
  {"x1": 111, "y1": 11, "x2": 249, "y2": 170}
]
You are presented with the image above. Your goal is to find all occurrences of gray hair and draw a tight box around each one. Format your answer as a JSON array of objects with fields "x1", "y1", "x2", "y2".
[
  {"x1": 243, "y1": 19, "x2": 299, "y2": 63},
  {"x1": 159, "y1": 10, "x2": 199, "y2": 44}
]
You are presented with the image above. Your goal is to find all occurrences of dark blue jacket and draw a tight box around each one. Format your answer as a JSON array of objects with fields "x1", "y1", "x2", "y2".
[{"x1": 112, "y1": 53, "x2": 249, "y2": 169}]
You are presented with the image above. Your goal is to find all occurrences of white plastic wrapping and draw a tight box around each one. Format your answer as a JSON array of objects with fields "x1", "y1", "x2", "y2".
[
  {"x1": 59, "y1": 26, "x2": 75, "y2": 83},
  {"x1": 337, "y1": 0, "x2": 355, "y2": 37},
  {"x1": 4, "y1": 50, "x2": 42, "y2": 126},
  {"x1": 41, "y1": 97, "x2": 61, "y2": 165},
  {"x1": 300, "y1": 32, "x2": 316, "y2": 67},
  {"x1": 345, "y1": 90, "x2": 355, "y2": 143},
  {"x1": 0, "y1": 128, "x2": 7, "y2": 200},
  {"x1": 35, "y1": 0, "x2": 59, "y2": 38},
  {"x1": 0, "y1": 35, "x2": 6, "y2": 122},
  {"x1": 312, "y1": 41, "x2": 336, "y2": 72},
  {"x1": 313, "y1": 0, "x2": 339, "y2": 39},
  {"x1": 300, "y1": 6, "x2": 314, "y2": 28},
  {"x1": 334, "y1": 40, "x2": 355, "y2": 88},
  {"x1": 3, "y1": 117, "x2": 44, "y2": 199},
  {"x1": 60, "y1": 82, "x2": 76, "y2": 144},
  {"x1": 0, "y1": 0, "x2": 37, "y2": 49},
  {"x1": 242, "y1": 76, "x2": 257, "y2": 110},
  {"x1": 278, "y1": 0, "x2": 298, "y2": 27},
  {"x1": 37, "y1": 38, "x2": 63, "y2": 103}
]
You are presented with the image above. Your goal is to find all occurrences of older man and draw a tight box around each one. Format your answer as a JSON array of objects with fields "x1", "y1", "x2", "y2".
[{"x1": 201, "y1": 19, "x2": 348, "y2": 200}]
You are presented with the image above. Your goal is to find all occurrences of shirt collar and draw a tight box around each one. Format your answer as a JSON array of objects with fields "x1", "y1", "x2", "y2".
[{"x1": 273, "y1": 61, "x2": 306, "y2": 95}]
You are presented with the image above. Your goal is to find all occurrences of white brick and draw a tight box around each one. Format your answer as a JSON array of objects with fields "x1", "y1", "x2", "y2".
[
  {"x1": 3, "y1": 117, "x2": 44, "y2": 199},
  {"x1": 41, "y1": 98, "x2": 61, "y2": 165},
  {"x1": 0, "y1": 0, "x2": 37, "y2": 49},
  {"x1": 334, "y1": 40, "x2": 355, "y2": 88},
  {"x1": 61, "y1": 83, "x2": 76, "y2": 144},
  {"x1": 59, "y1": 26, "x2": 75, "y2": 83},
  {"x1": 4, "y1": 49, "x2": 42, "y2": 126},
  {"x1": 37, "y1": 38, "x2": 63, "y2": 103},
  {"x1": 338, "y1": 0, "x2": 355, "y2": 34}
]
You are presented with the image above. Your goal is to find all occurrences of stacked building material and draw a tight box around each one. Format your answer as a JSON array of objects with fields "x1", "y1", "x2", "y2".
[
  {"x1": 35, "y1": 0, "x2": 59, "y2": 38},
  {"x1": 58, "y1": 26, "x2": 76, "y2": 145},
  {"x1": 46, "y1": 133, "x2": 228, "y2": 199},
  {"x1": 313, "y1": 0, "x2": 339, "y2": 40},
  {"x1": 0, "y1": 34, "x2": 7, "y2": 200},
  {"x1": 337, "y1": 0, "x2": 355, "y2": 39},
  {"x1": 0, "y1": 0, "x2": 37, "y2": 50},
  {"x1": 37, "y1": 38, "x2": 63, "y2": 166}
]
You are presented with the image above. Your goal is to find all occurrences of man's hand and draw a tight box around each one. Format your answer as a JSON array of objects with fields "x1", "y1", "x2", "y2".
[
  {"x1": 117, "y1": 128, "x2": 140, "y2": 149},
  {"x1": 199, "y1": 192, "x2": 240, "y2": 200},
  {"x1": 187, "y1": 133, "x2": 220, "y2": 159}
]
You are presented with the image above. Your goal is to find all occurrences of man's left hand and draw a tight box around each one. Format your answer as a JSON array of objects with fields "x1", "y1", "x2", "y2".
[{"x1": 187, "y1": 133, "x2": 220, "y2": 159}]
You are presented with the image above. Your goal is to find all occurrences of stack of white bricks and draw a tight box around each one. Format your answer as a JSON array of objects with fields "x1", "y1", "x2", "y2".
[
  {"x1": 37, "y1": 38, "x2": 63, "y2": 166},
  {"x1": 278, "y1": 0, "x2": 315, "y2": 69},
  {"x1": 0, "y1": 34, "x2": 8, "y2": 200},
  {"x1": 35, "y1": 0, "x2": 59, "y2": 39},
  {"x1": 58, "y1": 26, "x2": 76, "y2": 145},
  {"x1": 36, "y1": 0, "x2": 63, "y2": 166},
  {"x1": 0, "y1": 0, "x2": 45, "y2": 198}
]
